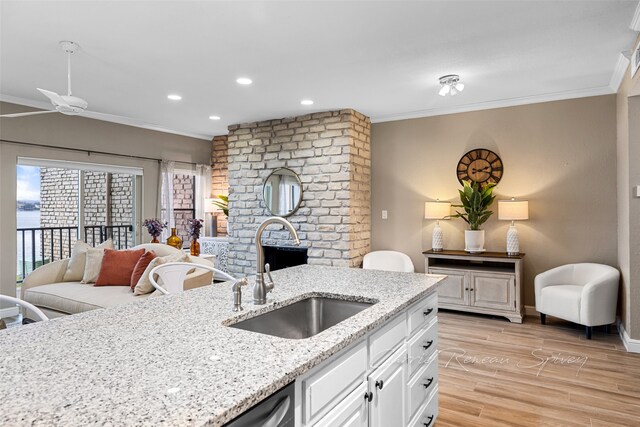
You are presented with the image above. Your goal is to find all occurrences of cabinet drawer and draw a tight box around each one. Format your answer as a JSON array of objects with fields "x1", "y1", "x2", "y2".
[
  {"x1": 407, "y1": 352, "x2": 438, "y2": 421},
  {"x1": 407, "y1": 318, "x2": 438, "y2": 378},
  {"x1": 408, "y1": 386, "x2": 438, "y2": 427},
  {"x1": 407, "y1": 293, "x2": 437, "y2": 336},
  {"x1": 369, "y1": 314, "x2": 406, "y2": 368},
  {"x1": 302, "y1": 340, "x2": 367, "y2": 424}
]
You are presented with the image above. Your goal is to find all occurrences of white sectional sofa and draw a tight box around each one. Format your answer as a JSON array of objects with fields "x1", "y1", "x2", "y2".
[{"x1": 21, "y1": 243, "x2": 215, "y2": 319}]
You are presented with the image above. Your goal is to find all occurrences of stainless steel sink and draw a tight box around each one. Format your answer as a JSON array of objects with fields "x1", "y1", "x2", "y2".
[{"x1": 228, "y1": 296, "x2": 375, "y2": 339}]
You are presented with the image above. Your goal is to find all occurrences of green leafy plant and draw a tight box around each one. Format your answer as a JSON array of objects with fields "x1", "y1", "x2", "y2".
[
  {"x1": 211, "y1": 195, "x2": 228, "y2": 217},
  {"x1": 449, "y1": 181, "x2": 496, "y2": 230}
]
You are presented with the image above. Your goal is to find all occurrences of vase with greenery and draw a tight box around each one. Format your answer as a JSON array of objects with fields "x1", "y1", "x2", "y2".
[
  {"x1": 449, "y1": 181, "x2": 496, "y2": 252},
  {"x1": 142, "y1": 218, "x2": 167, "y2": 243},
  {"x1": 187, "y1": 218, "x2": 203, "y2": 256}
]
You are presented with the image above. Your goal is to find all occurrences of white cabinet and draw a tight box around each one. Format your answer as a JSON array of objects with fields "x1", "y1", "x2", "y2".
[
  {"x1": 425, "y1": 250, "x2": 524, "y2": 323},
  {"x1": 368, "y1": 346, "x2": 407, "y2": 427},
  {"x1": 314, "y1": 382, "x2": 368, "y2": 427},
  {"x1": 296, "y1": 293, "x2": 438, "y2": 427}
]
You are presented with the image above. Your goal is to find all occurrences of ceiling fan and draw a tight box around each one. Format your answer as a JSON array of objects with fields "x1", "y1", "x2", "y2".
[{"x1": 0, "y1": 41, "x2": 89, "y2": 118}]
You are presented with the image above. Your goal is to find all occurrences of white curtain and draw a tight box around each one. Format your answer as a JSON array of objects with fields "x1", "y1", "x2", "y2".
[
  {"x1": 195, "y1": 164, "x2": 212, "y2": 221},
  {"x1": 159, "y1": 160, "x2": 175, "y2": 239}
]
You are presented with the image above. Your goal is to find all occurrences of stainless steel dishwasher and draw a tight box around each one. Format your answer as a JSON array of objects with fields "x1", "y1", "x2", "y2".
[{"x1": 223, "y1": 381, "x2": 294, "y2": 427}]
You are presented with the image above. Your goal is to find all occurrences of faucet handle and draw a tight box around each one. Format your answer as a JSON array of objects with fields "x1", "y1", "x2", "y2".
[{"x1": 264, "y1": 263, "x2": 274, "y2": 292}]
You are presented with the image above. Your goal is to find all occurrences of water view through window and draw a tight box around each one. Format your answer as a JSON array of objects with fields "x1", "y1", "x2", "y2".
[{"x1": 16, "y1": 165, "x2": 42, "y2": 282}]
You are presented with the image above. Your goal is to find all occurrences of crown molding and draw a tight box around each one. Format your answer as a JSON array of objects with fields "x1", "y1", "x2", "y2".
[
  {"x1": 631, "y1": 1, "x2": 640, "y2": 31},
  {"x1": 610, "y1": 52, "x2": 631, "y2": 91},
  {"x1": 370, "y1": 85, "x2": 614, "y2": 123},
  {"x1": 0, "y1": 94, "x2": 212, "y2": 141}
]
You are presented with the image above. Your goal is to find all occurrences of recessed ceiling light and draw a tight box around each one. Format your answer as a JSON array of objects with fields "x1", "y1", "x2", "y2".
[
  {"x1": 301, "y1": 99, "x2": 314, "y2": 106},
  {"x1": 209, "y1": 115, "x2": 221, "y2": 120},
  {"x1": 167, "y1": 94, "x2": 182, "y2": 101},
  {"x1": 236, "y1": 77, "x2": 252, "y2": 85}
]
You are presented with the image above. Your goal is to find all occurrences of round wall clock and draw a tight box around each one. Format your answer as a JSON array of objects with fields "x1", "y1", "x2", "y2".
[{"x1": 456, "y1": 149, "x2": 503, "y2": 185}]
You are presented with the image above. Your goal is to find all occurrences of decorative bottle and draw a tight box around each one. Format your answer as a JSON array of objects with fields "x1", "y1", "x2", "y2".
[
  {"x1": 166, "y1": 227, "x2": 182, "y2": 249},
  {"x1": 190, "y1": 238, "x2": 200, "y2": 257}
]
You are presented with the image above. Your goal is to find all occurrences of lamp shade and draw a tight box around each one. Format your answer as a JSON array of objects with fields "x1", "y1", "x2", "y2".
[
  {"x1": 498, "y1": 199, "x2": 529, "y2": 221},
  {"x1": 424, "y1": 201, "x2": 451, "y2": 219},
  {"x1": 204, "y1": 198, "x2": 216, "y2": 213}
]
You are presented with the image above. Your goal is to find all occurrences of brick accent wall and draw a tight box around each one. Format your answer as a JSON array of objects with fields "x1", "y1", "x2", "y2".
[
  {"x1": 40, "y1": 169, "x2": 135, "y2": 252},
  {"x1": 211, "y1": 135, "x2": 229, "y2": 235},
  {"x1": 226, "y1": 109, "x2": 371, "y2": 277},
  {"x1": 40, "y1": 168, "x2": 79, "y2": 260}
]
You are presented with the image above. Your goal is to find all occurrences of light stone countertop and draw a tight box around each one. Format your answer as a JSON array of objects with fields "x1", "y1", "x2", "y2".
[{"x1": 0, "y1": 265, "x2": 443, "y2": 426}]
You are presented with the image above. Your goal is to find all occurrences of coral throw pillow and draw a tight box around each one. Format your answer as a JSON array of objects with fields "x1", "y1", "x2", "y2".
[
  {"x1": 95, "y1": 248, "x2": 145, "y2": 286},
  {"x1": 130, "y1": 251, "x2": 157, "y2": 289}
]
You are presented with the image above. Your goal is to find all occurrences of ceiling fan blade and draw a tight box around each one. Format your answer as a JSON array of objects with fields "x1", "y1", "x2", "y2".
[
  {"x1": 0, "y1": 110, "x2": 58, "y2": 118},
  {"x1": 37, "y1": 88, "x2": 70, "y2": 107}
]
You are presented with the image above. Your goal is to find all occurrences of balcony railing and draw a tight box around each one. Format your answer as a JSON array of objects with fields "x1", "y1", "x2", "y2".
[{"x1": 16, "y1": 225, "x2": 134, "y2": 284}]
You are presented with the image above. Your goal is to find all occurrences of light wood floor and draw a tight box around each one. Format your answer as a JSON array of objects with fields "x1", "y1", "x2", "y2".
[{"x1": 436, "y1": 311, "x2": 640, "y2": 427}]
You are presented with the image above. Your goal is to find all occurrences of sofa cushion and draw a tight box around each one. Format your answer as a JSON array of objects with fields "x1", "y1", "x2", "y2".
[
  {"x1": 95, "y1": 248, "x2": 145, "y2": 286},
  {"x1": 81, "y1": 248, "x2": 107, "y2": 284},
  {"x1": 63, "y1": 239, "x2": 113, "y2": 282},
  {"x1": 130, "y1": 251, "x2": 157, "y2": 289},
  {"x1": 23, "y1": 282, "x2": 150, "y2": 315},
  {"x1": 540, "y1": 285, "x2": 583, "y2": 324}
]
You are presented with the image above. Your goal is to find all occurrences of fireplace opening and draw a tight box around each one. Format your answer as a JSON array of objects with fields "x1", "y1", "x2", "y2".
[{"x1": 263, "y1": 245, "x2": 308, "y2": 271}]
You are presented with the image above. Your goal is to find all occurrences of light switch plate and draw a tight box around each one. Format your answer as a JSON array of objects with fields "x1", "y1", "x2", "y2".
[
  {"x1": 635, "y1": 186, "x2": 640, "y2": 198},
  {"x1": 381, "y1": 210, "x2": 388, "y2": 219}
]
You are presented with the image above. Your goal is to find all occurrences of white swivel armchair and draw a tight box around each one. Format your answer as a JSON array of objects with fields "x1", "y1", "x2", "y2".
[
  {"x1": 363, "y1": 251, "x2": 415, "y2": 273},
  {"x1": 534, "y1": 263, "x2": 619, "y2": 339}
]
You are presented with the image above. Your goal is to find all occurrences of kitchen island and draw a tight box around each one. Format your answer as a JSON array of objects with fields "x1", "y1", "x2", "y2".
[{"x1": 0, "y1": 265, "x2": 443, "y2": 426}]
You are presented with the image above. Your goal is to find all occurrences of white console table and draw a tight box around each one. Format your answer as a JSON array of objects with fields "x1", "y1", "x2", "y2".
[{"x1": 200, "y1": 237, "x2": 229, "y2": 273}]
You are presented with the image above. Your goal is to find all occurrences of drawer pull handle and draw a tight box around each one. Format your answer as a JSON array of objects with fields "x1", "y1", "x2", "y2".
[
  {"x1": 423, "y1": 308, "x2": 434, "y2": 316},
  {"x1": 423, "y1": 415, "x2": 434, "y2": 426},
  {"x1": 422, "y1": 377, "x2": 434, "y2": 389},
  {"x1": 375, "y1": 380, "x2": 384, "y2": 390},
  {"x1": 465, "y1": 287, "x2": 469, "y2": 291},
  {"x1": 422, "y1": 340, "x2": 434, "y2": 350},
  {"x1": 364, "y1": 391, "x2": 373, "y2": 402}
]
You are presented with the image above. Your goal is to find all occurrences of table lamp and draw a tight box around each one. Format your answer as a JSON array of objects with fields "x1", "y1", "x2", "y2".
[
  {"x1": 424, "y1": 200, "x2": 451, "y2": 251},
  {"x1": 498, "y1": 198, "x2": 529, "y2": 255},
  {"x1": 204, "y1": 198, "x2": 218, "y2": 237}
]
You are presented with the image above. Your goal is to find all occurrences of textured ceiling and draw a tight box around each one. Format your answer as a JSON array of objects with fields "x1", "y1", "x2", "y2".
[{"x1": 1, "y1": 0, "x2": 638, "y2": 140}]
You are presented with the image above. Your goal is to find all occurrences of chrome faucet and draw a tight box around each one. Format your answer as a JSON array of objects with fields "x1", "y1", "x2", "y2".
[
  {"x1": 231, "y1": 277, "x2": 249, "y2": 312},
  {"x1": 254, "y1": 216, "x2": 301, "y2": 305}
]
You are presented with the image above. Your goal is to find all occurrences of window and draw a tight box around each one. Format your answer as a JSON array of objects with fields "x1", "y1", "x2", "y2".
[{"x1": 172, "y1": 172, "x2": 196, "y2": 247}]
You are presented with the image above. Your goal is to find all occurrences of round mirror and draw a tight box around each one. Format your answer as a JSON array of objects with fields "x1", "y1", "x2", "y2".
[{"x1": 262, "y1": 168, "x2": 303, "y2": 217}]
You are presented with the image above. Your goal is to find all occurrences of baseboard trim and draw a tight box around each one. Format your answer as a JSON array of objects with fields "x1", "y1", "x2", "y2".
[
  {"x1": 0, "y1": 306, "x2": 19, "y2": 319},
  {"x1": 524, "y1": 305, "x2": 539, "y2": 317},
  {"x1": 617, "y1": 320, "x2": 640, "y2": 353}
]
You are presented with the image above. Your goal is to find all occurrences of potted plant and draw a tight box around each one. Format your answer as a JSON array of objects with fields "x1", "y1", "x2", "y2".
[
  {"x1": 449, "y1": 181, "x2": 496, "y2": 252},
  {"x1": 211, "y1": 195, "x2": 228, "y2": 217}
]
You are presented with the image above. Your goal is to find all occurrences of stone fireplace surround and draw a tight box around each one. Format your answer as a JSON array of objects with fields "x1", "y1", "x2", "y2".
[{"x1": 221, "y1": 109, "x2": 371, "y2": 277}]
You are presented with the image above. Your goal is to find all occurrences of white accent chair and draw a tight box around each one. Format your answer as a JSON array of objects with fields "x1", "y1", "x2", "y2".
[
  {"x1": 0, "y1": 295, "x2": 49, "y2": 329},
  {"x1": 363, "y1": 251, "x2": 415, "y2": 273},
  {"x1": 534, "y1": 263, "x2": 620, "y2": 339},
  {"x1": 150, "y1": 262, "x2": 235, "y2": 295}
]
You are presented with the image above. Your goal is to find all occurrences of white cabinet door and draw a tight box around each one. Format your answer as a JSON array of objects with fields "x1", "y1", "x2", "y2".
[
  {"x1": 429, "y1": 268, "x2": 469, "y2": 306},
  {"x1": 313, "y1": 382, "x2": 368, "y2": 427},
  {"x1": 471, "y1": 272, "x2": 514, "y2": 311},
  {"x1": 368, "y1": 346, "x2": 407, "y2": 427}
]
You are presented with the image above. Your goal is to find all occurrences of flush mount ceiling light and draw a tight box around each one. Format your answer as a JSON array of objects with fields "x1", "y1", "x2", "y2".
[
  {"x1": 438, "y1": 74, "x2": 465, "y2": 96},
  {"x1": 236, "y1": 77, "x2": 252, "y2": 85},
  {"x1": 167, "y1": 94, "x2": 182, "y2": 101}
]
